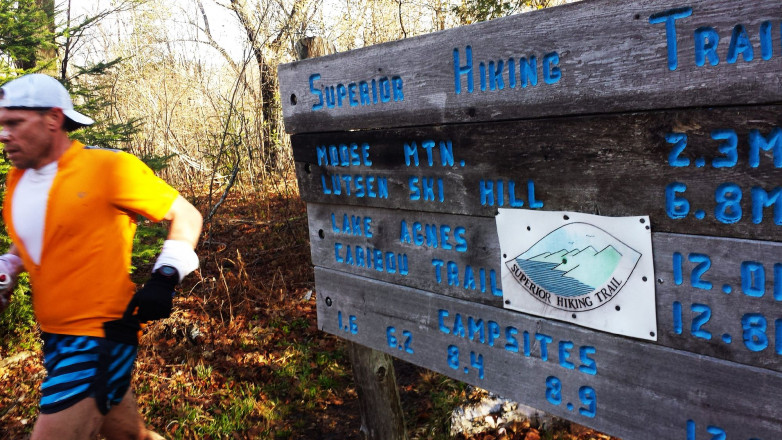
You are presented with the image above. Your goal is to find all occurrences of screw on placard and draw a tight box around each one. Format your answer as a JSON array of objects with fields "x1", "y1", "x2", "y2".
[
  {"x1": 375, "y1": 366, "x2": 387, "y2": 381},
  {"x1": 318, "y1": 229, "x2": 325, "y2": 239},
  {"x1": 290, "y1": 94, "x2": 297, "y2": 105},
  {"x1": 325, "y1": 297, "x2": 332, "y2": 307}
]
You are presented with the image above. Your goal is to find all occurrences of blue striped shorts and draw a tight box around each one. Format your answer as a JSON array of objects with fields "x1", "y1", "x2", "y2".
[{"x1": 40, "y1": 333, "x2": 137, "y2": 415}]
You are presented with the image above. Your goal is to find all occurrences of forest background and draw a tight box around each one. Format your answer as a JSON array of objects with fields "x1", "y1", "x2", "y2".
[{"x1": 0, "y1": 0, "x2": 612, "y2": 439}]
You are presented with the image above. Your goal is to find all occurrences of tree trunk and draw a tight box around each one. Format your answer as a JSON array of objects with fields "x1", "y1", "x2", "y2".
[
  {"x1": 348, "y1": 343, "x2": 409, "y2": 440},
  {"x1": 17, "y1": 0, "x2": 56, "y2": 72}
]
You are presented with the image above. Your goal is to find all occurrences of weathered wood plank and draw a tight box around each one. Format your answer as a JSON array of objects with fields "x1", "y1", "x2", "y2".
[
  {"x1": 315, "y1": 267, "x2": 782, "y2": 440},
  {"x1": 279, "y1": 0, "x2": 782, "y2": 133},
  {"x1": 308, "y1": 202, "x2": 782, "y2": 372},
  {"x1": 307, "y1": 203, "x2": 503, "y2": 306},
  {"x1": 653, "y1": 233, "x2": 782, "y2": 372},
  {"x1": 294, "y1": 105, "x2": 781, "y2": 241}
]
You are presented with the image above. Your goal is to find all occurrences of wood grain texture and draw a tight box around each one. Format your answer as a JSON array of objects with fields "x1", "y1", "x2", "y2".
[
  {"x1": 348, "y1": 342, "x2": 409, "y2": 440},
  {"x1": 315, "y1": 267, "x2": 782, "y2": 440},
  {"x1": 279, "y1": 0, "x2": 782, "y2": 133},
  {"x1": 308, "y1": 202, "x2": 782, "y2": 372},
  {"x1": 294, "y1": 105, "x2": 781, "y2": 241}
]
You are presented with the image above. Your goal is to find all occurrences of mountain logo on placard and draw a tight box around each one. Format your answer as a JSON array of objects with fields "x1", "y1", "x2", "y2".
[{"x1": 505, "y1": 222, "x2": 641, "y2": 312}]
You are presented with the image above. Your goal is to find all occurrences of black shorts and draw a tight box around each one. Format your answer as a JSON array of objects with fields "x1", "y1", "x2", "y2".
[{"x1": 40, "y1": 333, "x2": 137, "y2": 415}]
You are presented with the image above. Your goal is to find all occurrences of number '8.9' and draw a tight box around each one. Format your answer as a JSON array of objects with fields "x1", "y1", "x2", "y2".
[{"x1": 545, "y1": 376, "x2": 597, "y2": 418}]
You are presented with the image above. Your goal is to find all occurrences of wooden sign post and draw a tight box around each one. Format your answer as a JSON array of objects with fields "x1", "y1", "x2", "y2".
[{"x1": 280, "y1": 0, "x2": 782, "y2": 438}]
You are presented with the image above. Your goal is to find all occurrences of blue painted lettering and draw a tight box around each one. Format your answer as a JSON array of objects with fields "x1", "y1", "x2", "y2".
[
  {"x1": 453, "y1": 46, "x2": 562, "y2": 95},
  {"x1": 504, "y1": 327, "x2": 519, "y2": 352},
  {"x1": 359, "y1": 81, "x2": 371, "y2": 105},
  {"x1": 749, "y1": 128, "x2": 781, "y2": 168},
  {"x1": 453, "y1": 46, "x2": 474, "y2": 94},
  {"x1": 480, "y1": 179, "x2": 543, "y2": 208},
  {"x1": 543, "y1": 52, "x2": 561, "y2": 84},
  {"x1": 409, "y1": 176, "x2": 445, "y2": 202},
  {"x1": 578, "y1": 346, "x2": 597, "y2": 375},
  {"x1": 379, "y1": 77, "x2": 391, "y2": 103},
  {"x1": 519, "y1": 56, "x2": 537, "y2": 87},
  {"x1": 405, "y1": 140, "x2": 456, "y2": 167},
  {"x1": 760, "y1": 21, "x2": 773, "y2": 60},
  {"x1": 452, "y1": 314, "x2": 466, "y2": 338},
  {"x1": 648, "y1": 8, "x2": 693, "y2": 70},
  {"x1": 439, "y1": 309, "x2": 450, "y2": 334},
  {"x1": 309, "y1": 74, "x2": 323, "y2": 110},
  {"x1": 479, "y1": 62, "x2": 487, "y2": 91},
  {"x1": 535, "y1": 333, "x2": 554, "y2": 361},
  {"x1": 400, "y1": 220, "x2": 467, "y2": 252},
  {"x1": 321, "y1": 173, "x2": 387, "y2": 198},
  {"x1": 432, "y1": 260, "x2": 500, "y2": 295},
  {"x1": 489, "y1": 60, "x2": 504, "y2": 90},
  {"x1": 741, "y1": 261, "x2": 765, "y2": 297},
  {"x1": 487, "y1": 321, "x2": 501, "y2": 347},
  {"x1": 463, "y1": 265, "x2": 476, "y2": 289},
  {"x1": 447, "y1": 261, "x2": 459, "y2": 286},
  {"x1": 308, "y1": 74, "x2": 404, "y2": 112},
  {"x1": 324, "y1": 86, "x2": 336, "y2": 108},
  {"x1": 331, "y1": 213, "x2": 373, "y2": 237},
  {"x1": 336, "y1": 83, "x2": 347, "y2": 107},
  {"x1": 316, "y1": 143, "x2": 372, "y2": 167},
  {"x1": 694, "y1": 27, "x2": 720, "y2": 66},
  {"x1": 751, "y1": 186, "x2": 782, "y2": 225},
  {"x1": 468, "y1": 317, "x2": 485, "y2": 343},
  {"x1": 727, "y1": 24, "x2": 754, "y2": 63},
  {"x1": 559, "y1": 341, "x2": 575, "y2": 370},
  {"x1": 392, "y1": 77, "x2": 404, "y2": 101},
  {"x1": 334, "y1": 243, "x2": 407, "y2": 275},
  {"x1": 347, "y1": 83, "x2": 359, "y2": 106}
]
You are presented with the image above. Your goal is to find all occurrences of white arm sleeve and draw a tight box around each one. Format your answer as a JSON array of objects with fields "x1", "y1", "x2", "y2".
[{"x1": 153, "y1": 240, "x2": 199, "y2": 282}]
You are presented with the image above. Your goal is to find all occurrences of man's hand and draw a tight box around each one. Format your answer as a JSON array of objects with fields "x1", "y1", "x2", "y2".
[
  {"x1": 104, "y1": 265, "x2": 181, "y2": 344},
  {"x1": 0, "y1": 253, "x2": 23, "y2": 313},
  {"x1": 132, "y1": 266, "x2": 179, "y2": 323}
]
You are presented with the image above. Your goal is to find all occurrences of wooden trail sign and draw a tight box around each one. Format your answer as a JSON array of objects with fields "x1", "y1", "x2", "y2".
[
  {"x1": 279, "y1": 0, "x2": 782, "y2": 438},
  {"x1": 279, "y1": 0, "x2": 782, "y2": 133}
]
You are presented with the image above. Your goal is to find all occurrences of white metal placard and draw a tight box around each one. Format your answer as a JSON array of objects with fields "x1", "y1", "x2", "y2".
[{"x1": 496, "y1": 209, "x2": 657, "y2": 340}]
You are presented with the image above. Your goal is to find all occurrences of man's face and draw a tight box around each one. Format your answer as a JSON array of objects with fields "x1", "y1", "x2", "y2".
[{"x1": 0, "y1": 108, "x2": 54, "y2": 170}]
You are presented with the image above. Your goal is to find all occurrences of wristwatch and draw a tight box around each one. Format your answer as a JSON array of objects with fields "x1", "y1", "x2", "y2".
[
  {"x1": 155, "y1": 265, "x2": 179, "y2": 297},
  {"x1": 156, "y1": 265, "x2": 178, "y2": 278}
]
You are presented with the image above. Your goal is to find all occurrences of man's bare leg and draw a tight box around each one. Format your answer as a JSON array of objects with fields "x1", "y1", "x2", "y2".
[
  {"x1": 100, "y1": 388, "x2": 164, "y2": 440},
  {"x1": 30, "y1": 397, "x2": 103, "y2": 440},
  {"x1": 30, "y1": 388, "x2": 163, "y2": 440}
]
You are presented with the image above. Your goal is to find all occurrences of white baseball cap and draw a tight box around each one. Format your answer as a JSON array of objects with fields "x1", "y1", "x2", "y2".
[{"x1": 0, "y1": 73, "x2": 95, "y2": 130}]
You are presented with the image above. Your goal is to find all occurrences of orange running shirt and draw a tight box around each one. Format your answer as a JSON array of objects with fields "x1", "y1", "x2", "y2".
[{"x1": 2, "y1": 141, "x2": 179, "y2": 338}]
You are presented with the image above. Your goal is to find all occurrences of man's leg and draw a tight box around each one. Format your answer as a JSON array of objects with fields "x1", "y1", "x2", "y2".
[
  {"x1": 99, "y1": 388, "x2": 164, "y2": 440},
  {"x1": 30, "y1": 397, "x2": 103, "y2": 440}
]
